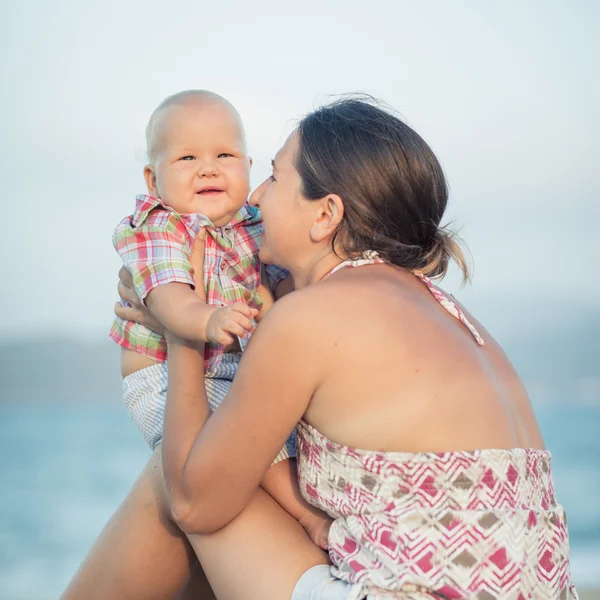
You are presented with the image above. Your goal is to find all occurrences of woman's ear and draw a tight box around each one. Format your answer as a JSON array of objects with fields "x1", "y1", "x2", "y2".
[
  {"x1": 310, "y1": 194, "x2": 344, "y2": 243},
  {"x1": 144, "y1": 165, "x2": 158, "y2": 197}
]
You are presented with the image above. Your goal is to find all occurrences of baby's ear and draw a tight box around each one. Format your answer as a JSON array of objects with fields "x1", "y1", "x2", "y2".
[{"x1": 144, "y1": 164, "x2": 158, "y2": 197}]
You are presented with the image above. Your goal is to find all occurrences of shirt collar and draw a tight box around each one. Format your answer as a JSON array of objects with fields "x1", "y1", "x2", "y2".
[
  {"x1": 223, "y1": 202, "x2": 261, "y2": 229},
  {"x1": 131, "y1": 194, "x2": 261, "y2": 229},
  {"x1": 131, "y1": 194, "x2": 163, "y2": 227}
]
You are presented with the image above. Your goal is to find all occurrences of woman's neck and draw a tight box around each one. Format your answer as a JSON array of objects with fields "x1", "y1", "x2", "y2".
[{"x1": 291, "y1": 250, "x2": 346, "y2": 290}]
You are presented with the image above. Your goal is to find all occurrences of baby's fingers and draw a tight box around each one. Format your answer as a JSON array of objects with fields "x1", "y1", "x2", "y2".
[
  {"x1": 213, "y1": 330, "x2": 235, "y2": 346},
  {"x1": 223, "y1": 319, "x2": 253, "y2": 339},
  {"x1": 232, "y1": 312, "x2": 257, "y2": 334},
  {"x1": 230, "y1": 302, "x2": 259, "y2": 319}
]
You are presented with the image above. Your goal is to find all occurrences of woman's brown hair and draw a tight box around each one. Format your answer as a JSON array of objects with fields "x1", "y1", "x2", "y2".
[{"x1": 296, "y1": 97, "x2": 470, "y2": 281}]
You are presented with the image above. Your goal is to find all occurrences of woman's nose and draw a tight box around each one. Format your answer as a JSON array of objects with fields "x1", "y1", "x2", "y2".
[{"x1": 249, "y1": 179, "x2": 268, "y2": 207}]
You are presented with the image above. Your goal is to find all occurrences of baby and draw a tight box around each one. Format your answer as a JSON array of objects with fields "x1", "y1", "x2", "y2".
[{"x1": 110, "y1": 90, "x2": 329, "y2": 548}]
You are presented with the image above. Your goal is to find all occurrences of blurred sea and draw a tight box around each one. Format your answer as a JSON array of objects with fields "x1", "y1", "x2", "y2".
[{"x1": 0, "y1": 402, "x2": 599, "y2": 599}]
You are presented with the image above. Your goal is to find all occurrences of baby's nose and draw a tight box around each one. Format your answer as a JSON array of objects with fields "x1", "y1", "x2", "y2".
[{"x1": 198, "y1": 161, "x2": 218, "y2": 176}]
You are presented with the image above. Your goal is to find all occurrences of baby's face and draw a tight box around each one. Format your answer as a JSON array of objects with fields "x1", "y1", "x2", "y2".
[{"x1": 145, "y1": 101, "x2": 251, "y2": 226}]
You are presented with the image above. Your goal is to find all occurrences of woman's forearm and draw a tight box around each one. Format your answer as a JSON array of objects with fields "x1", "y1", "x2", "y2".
[{"x1": 161, "y1": 334, "x2": 210, "y2": 521}]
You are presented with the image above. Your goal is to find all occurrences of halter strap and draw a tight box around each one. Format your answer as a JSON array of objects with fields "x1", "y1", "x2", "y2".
[
  {"x1": 322, "y1": 251, "x2": 484, "y2": 346},
  {"x1": 323, "y1": 250, "x2": 386, "y2": 278},
  {"x1": 416, "y1": 273, "x2": 485, "y2": 346}
]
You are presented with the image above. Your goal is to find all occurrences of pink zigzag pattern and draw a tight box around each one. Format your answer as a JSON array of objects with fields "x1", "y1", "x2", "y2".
[{"x1": 297, "y1": 419, "x2": 578, "y2": 599}]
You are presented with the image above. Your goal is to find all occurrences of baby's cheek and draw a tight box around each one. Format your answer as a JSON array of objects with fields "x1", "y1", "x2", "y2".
[{"x1": 233, "y1": 162, "x2": 251, "y2": 180}]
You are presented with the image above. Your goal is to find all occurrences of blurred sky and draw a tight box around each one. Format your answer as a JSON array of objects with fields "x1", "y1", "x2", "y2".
[{"x1": 1, "y1": 0, "x2": 598, "y2": 345}]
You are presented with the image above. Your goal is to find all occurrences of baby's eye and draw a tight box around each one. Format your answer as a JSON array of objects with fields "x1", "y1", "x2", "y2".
[
  {"x1": 218, "y1": 153, "x2": 233, "y2": 158},
  {"x1": 268, "y1": 174, "x2": 276, "y2": 182},
  {"x1": 180, "y1": 155, "x2": 195, "y2": 161}
]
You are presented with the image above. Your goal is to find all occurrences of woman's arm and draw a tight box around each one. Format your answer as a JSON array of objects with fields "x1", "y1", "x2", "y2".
[
  {"x1": 162, "y1": 291, "x2": 322, "y2": 535},
  {"x1": 160, "y1": 332, "x2": 211, "y2": 519}
]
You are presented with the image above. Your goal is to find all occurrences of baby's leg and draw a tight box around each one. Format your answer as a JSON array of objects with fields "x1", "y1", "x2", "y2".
[
  {"x1": 262, "y1": 458, "x2": 333, "y2": 551},
  {"x1": 206, "y1": 361, "x2": 333, "y2": 549},
  {"x1": 60, "y1": 446, "x2": 214, "y2": 600},
  {"x1": 184, "y1": 487, "x2": 329, "y2": 600}
]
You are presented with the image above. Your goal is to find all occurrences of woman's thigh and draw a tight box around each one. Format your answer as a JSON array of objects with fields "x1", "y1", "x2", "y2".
[
  {"x1": 61, "y1": 446, "x2": 328, "y2": 600},
  {"x1": 60, "y1": 447, "x2": 213, "y2": 600},
  {"x1": 187, "y1": 488, "x2": 329, "y2": 600}
]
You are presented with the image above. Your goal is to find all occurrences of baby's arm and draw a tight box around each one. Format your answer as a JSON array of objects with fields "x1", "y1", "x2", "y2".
[
  {"x1": 261, "y1": 459, "x2": 332, "y2": 550},
  {"x1": 146, "y1": 283, "x2": 257, "y2": 346},
  {"x1": 115, "y1": 212, "x2": 258, "y2": 346}
]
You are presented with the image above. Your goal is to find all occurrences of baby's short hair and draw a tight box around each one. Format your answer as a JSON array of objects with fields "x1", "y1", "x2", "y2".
[{"x1": 145, "y1": 90, "x2": 246, "y2": 162}]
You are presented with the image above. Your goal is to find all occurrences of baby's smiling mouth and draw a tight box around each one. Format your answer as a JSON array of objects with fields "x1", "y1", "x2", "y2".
[{"x1": 196, "y1": 187, "x2": 224, "y2": 195}]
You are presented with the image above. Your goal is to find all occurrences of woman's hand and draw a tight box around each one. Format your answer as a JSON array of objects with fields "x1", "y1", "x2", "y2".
[
  {"x1": 190, "y1": 227, "x2": 207, "y2": 302},
  {"x1": 114, "y1": 267, "x2": 165, "y2": 335}
]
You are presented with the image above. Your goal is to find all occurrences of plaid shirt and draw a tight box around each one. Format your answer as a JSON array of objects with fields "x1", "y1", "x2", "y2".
[{"x1": 109, "y1": 194, "x2": 288, "y2": 370}]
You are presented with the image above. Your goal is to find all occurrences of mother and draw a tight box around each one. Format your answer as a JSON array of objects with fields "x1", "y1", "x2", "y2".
[{"x1": 65, "y1": 98, "x2": 575, "y2": 599}]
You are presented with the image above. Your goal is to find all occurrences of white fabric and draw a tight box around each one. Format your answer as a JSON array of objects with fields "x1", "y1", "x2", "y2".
[{"x1": 122, "y1": 355, "x2": 295, "y2": 464}]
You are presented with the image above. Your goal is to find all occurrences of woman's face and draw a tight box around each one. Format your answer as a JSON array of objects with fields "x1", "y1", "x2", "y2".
[{"x1": 250, "y1": 131, "x2": 316, "y2": 269}]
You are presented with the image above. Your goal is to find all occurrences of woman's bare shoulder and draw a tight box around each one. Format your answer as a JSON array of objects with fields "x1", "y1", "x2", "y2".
[
  {"x1": 249, "y1": 278, "x2": 356, "y2": 348},
  {"x1": 258, "y1": 282, "x2": 334, "y2": 329}
]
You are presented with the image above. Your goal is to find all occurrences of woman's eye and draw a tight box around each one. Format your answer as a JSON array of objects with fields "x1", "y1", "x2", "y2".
[
  {"x1": 268, "y1": 175, "x2": 276, "y2": 182},
  {"x1": 218, "y1": 153, "x2": 233, "y2": 158},
  {"x1": 180, "y1": 155, "x2": 195, "y2": 161}
]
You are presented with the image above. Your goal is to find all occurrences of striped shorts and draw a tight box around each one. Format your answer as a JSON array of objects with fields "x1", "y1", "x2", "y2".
[{"x1": 122, "y1": 354, "x2": 296, "y2": 464}]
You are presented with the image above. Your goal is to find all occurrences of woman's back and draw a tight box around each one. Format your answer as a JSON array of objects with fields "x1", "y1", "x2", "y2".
[
  {"x1": 292, "y1": 259, "x2": 573, "y2": 600},
  {"x1": 302, "y1": 262, "x2": 544, "y2": 455}
]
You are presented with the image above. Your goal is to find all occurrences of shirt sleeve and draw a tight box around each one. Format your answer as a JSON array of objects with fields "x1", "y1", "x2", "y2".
[
  {"x1": 264, "y1": 264, "x2": 290, "y2": 292},
  {"x1": 113, "y1": 213, "x2": 195, "y2": 305}
]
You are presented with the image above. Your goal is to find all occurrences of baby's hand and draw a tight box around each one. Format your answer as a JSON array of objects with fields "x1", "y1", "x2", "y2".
[{"x1": 205, "y1": 303, "x2": 258, "y2": 345}]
